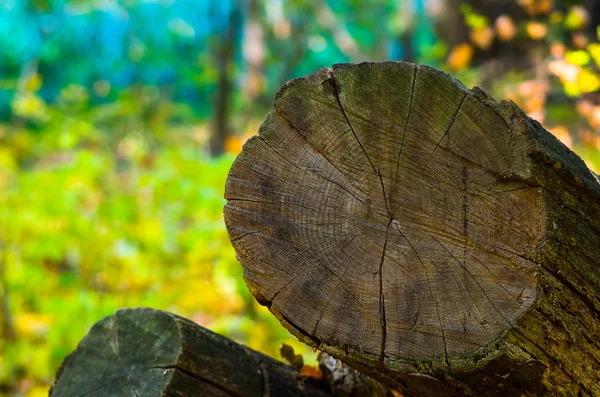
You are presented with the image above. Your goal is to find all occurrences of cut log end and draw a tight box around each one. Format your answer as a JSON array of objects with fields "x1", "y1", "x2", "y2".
[
  {"x1": 50, "y1": 308, "x2": 339, "y2": 397},
  {"x1": 225, "y1": 62, "x2": 600, "y2": 396},
  {"x1": 225, "y1": 62, "x2": 542, "y2": 361}
]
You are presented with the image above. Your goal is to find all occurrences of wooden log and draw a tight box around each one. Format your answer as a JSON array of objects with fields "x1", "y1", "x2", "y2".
[
  {"x1": 49, "y1": 308, "x2": 337, "y2": 397},
  {"x1": 224, "y1": 62, "x2": 600, "y2": 396}
]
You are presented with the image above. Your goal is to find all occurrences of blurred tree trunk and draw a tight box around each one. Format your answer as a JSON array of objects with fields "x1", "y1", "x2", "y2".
[
  {"x1": 210, "y1": 9, "x2": 240, "y2": 157},
  {"x1": 433, "y1": 0, "x2": 467, "y2": 49},
  {"x1": 0, "y1": 238, "x2": 15, "y2": 341},
  {"x1": 586, "y1": 0, "x2": 600, "y2": 36}
]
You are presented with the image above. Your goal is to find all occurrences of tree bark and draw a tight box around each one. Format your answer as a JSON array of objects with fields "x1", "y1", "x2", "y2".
[
  {"x1": 50, "y1": 308, "x2": 339, "y2": 397},
  {"x1": 224, "y1": 62, "x2": 600, "y2": 396}
]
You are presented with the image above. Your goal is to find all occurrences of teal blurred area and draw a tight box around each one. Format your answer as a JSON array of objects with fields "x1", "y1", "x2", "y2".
[
  {"x1": 0, "y1": 0, "x2": 438, "y2": 121},
  {"x1": 1, "y1": 0, "x2": 600, "y2": 395},
  {"x1": 0, "y1": 0, "x2": 234, "y2": 118}
]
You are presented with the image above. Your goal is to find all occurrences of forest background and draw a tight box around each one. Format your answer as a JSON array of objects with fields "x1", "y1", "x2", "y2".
[{"x1": 1, "y1": 0, "x2": 599, "y2": 395}]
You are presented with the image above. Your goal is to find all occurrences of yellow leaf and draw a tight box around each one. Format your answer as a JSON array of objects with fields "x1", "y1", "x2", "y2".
[
  {"x1": 470, "y1": 27, "x2": 494, "y2": 50},
  {"x1": 14, "y1": 312, "x2": 52, "y2": 337},
  {"x1": 564, "y1": 6, "x2": 589, "y2": 31},
  {"x1": 447, "y1": 43, "x2": 473, "y2": 71},
  {"x1": 565, "y1": 50, "x2": 590, "y2": 66},
  {"x1": 459, "y1": 4, "x2": 489, "y2": 30},
  {"x1": 577, "y1": 68, "x2": 600, "y2": 94},
  {"x1": 535, "y1": 0, "x2": 553, "y2": 15},
  {"x1": 225, "y1": 136, "x2": 245, "y2": 155},
  {"x1": 526, "y1": 22, "x2": 547, "y2": 40}
]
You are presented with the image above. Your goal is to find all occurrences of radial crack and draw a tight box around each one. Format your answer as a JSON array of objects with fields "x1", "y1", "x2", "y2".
[
  {"x1": 330, "y1": 76, "x2": 377, "y2": 174},
  {"x1": 393, "y1": 223, "x2": 449, "y2": 365},
  {"x1": 394, "y1": 64, "x2": 418, "y2": 184},
  {"x1": 435, "y1": 300, "x2": 450, "y2": 367},
  {"x1": 378, "y1": 220, "x2": 392, "y2": 363},
  {"x1": 432, "y1": 93, "x2": 468, "y2": 155},
  {"x1": 153, "y1": 365, "x2": 242, "y2": 397},
  {"x1": 273, "y1": 107, "x2": 371, "y2": 197}
]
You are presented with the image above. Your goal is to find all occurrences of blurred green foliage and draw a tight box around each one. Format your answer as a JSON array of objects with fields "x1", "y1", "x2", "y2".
[
  {"x1": 0, "y1": 85, "x2": 315, "y2": 396},
  {"x1": 2, "y1": 0, "x2": 600, "y2": 396}
]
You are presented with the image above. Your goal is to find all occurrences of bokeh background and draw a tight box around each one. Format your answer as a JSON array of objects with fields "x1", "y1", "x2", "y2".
[{"x1": 1, "y1": 0, "x2": 600, "y2": 395}]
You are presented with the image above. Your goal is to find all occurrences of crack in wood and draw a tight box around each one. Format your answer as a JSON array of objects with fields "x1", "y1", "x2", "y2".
[
  {"x1": 258, "y1": 359, "x2": 270, "y2": 397},
  {"x1": 479, "y1": 244, "x2": 595, "y2": 390},
  {"x1": 432, "y1": 94, "x2": 468, "y2": 157},
  {"x1": 273, "y1": 106, "x2": 371, "y2": 197},
  {"x1": 330, "y1": 74, "x2": 391, "y2": 223},
  {"x1": 394, "y1": 64, "x2": 418, "y2": 184},
  {"x1": 330, "y1": 76, "x2": 377, "y2": 175},
  {"x1": 462, "y1": 166, "x2": 469, "y2": 284},
  {"x1": 378, "y1": 220, "x2": 392, "y2": 363},
  {"x1": 153, "y1": 365, "x2": 242, "y2": 397},
  {"x1": 391, "y1": 222, "x2": 449, "y2": 365}
]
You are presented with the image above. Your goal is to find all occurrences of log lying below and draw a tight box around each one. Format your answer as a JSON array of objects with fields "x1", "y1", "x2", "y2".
[
  {"x1": 224, "y1": 62, "x2": 600, "y2": 396},
  {"x1": 50, "y1": 308, "x2": 339, "y2": 397}
]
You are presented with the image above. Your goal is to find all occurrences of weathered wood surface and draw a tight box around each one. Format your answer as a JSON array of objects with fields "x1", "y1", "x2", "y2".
[
  {"x1": 224, "y1": 62, "x2": 600, "y2": 396},
  {"x1": 50, "y1": 308, "x2": 336, "y2": 397}
]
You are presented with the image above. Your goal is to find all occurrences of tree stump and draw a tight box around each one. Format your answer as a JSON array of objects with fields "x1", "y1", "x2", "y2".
[{"x1": 224, "y1": 62, "x2": 600, "y2": 396}]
